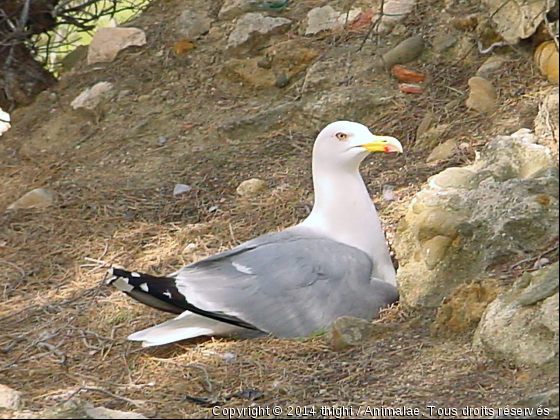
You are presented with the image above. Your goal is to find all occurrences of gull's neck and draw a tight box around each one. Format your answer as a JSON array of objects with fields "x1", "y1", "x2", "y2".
[{"x1": 298, "y1": 164, "x2": 396, "y2": 286}]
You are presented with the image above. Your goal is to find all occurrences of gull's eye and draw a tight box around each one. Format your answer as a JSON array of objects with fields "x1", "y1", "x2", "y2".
[{"x1": 335, "y1": 132, "x2": 348, "y2": 141}]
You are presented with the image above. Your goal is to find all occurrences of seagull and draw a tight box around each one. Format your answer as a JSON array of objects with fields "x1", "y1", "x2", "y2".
[{"x1": 107, "y1": 121, "x2": 403, "y2": 347}]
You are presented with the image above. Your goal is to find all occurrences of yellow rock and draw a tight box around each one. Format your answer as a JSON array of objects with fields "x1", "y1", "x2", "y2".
[
  {"x1": 236, "y1": 178, "x2": 267, "y2": 197},
  {"x1": 432, "y1": 280, "x2": 500, "y2": 337},
  {"x1": 534, "y1": 41, "x2": 559, "y2": 85}
]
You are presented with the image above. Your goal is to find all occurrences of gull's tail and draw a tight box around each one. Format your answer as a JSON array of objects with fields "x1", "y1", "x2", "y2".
[
  {"x1": 106, "y1": 268, "x2": 260, "y2": 346},
  {"x1": 127, "y1": 312, "x2": 243, "y2": 347}
]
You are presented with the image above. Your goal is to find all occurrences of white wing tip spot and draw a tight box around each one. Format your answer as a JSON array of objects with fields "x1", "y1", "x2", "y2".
[
  {"x1": 112, "y1": 278, "x2": 134, "y2": 293},
  {"x1": 232, "y1": 261, "x2": 253, "y2": 275},
  {"x1": 140, "y1": 283, "x2": 149, "y2": 292}
]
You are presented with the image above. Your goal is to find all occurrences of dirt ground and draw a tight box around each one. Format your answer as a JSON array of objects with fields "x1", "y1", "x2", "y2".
[{"x1": 1, "y1": 0, "x2": 558, "y2": 418}]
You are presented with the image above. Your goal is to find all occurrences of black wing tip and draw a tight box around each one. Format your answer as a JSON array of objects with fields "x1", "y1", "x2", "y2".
[{"x1": 106, "y1": 266, "x2": 126, "y2": 285}]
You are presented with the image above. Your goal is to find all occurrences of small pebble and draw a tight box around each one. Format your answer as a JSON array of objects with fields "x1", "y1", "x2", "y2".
[
  {"x1": 173, "y1": 183, "x2": 192, "y2": 196},
  {"x1": 275, "y1": 72, "x2": 289, "y2": 88},
  {"x1": 533, "y1": 258, "x2": 550, "y2": 270},
  {"x1": 382, "y1": 185, "x2": 396, "y2": 202},
  {"x1": 257, "y1": 55, "x2": 273, "y2": 69}
]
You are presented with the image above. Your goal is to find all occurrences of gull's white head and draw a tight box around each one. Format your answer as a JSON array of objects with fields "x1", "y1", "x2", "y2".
[{"x1": 313, "y1": 121, "x2": 403, "y2": 171}]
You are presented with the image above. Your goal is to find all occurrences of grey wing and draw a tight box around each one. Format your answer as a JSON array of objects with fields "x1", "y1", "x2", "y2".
[{"x1": 173, "y1": 231, "x2": 398, "y2": 337}]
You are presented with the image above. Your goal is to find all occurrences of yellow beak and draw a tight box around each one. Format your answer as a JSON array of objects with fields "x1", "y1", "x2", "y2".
[{"x1": 361, "y1": 136, "x2": 403, "y2": 154}]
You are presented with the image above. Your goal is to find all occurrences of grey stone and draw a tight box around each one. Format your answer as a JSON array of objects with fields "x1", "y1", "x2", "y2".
[
  {"x1": 432, "y1": 33, "x2": 458, "y2": 52},
  {"x1": 175, "y1": 10, "x2": 212, "y2": 39},
  {"x1": 71, "y1": 82, "x2": 114, "y2": 110},
  {"x1": 275, "y1": 72, "x2": 289, "y2": 88},
  {"x1": 516, "y1": 266, "x2": 559, "y2": 306},
  {"x1": 474, "y1": 263, "x2": 559, "y2": 368},
  {"x1": 331, "y1": 316, "x2": 394, "y2": 350},
  {"x1": 381, "y1": 36, "x2": 425, "y2": 69},
  {"x1": 476, "y1": 55, "x2": 508, "y2": 79},
  {"x1": 8, "y1": 188, "x2": 56, "y2": 210},
  {"x1": 173, "y1": 184, "x2": 192, "y2": 196},
  {"x1": 0, "y1": 384, "x2": 22, "y2": 410},
  {"x1": 257, "y1": 55, "x2": 272, "y2": 69},
  {"x1": 227, "y1": 13, "x2": 292, "y2": 51}
]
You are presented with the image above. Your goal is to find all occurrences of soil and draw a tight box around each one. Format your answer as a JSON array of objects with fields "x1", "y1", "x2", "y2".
[{"x1": 1, "y1": 0, "x2": 558, "y2": 418}]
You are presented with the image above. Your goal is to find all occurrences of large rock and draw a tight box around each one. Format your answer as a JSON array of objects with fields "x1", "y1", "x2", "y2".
[
  {"x1": 474, "y1": 263, "x2": 559, "y2": 368},
  {"x1": 227, "y1": 13, "x2": 292, "y2": 52},
  {"x1": 175, "y1": 10, "x2": 212, "y2": 39},
  {"x1": 395, "y1": 129, "x2": 559, "y2": 308},
  {"x1": 482, "y1": 0, "x2": 556, "y2": 43},
  {"x1": 87, "y1": 27, "x2": 146, "y2": 64}
]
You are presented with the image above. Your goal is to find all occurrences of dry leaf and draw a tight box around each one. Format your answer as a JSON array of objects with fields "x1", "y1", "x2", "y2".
[
  {"x1": 173, "y1": 39, "x2": 196, "y2": 55},
  {"x1": 391, "y1": 65, "x2": 426, "y2": 83}
]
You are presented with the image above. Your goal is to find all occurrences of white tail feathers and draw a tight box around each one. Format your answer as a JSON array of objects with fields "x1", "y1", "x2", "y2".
[{"x1": 127, "y1": 312, "x2": 242, "y2": 347}]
